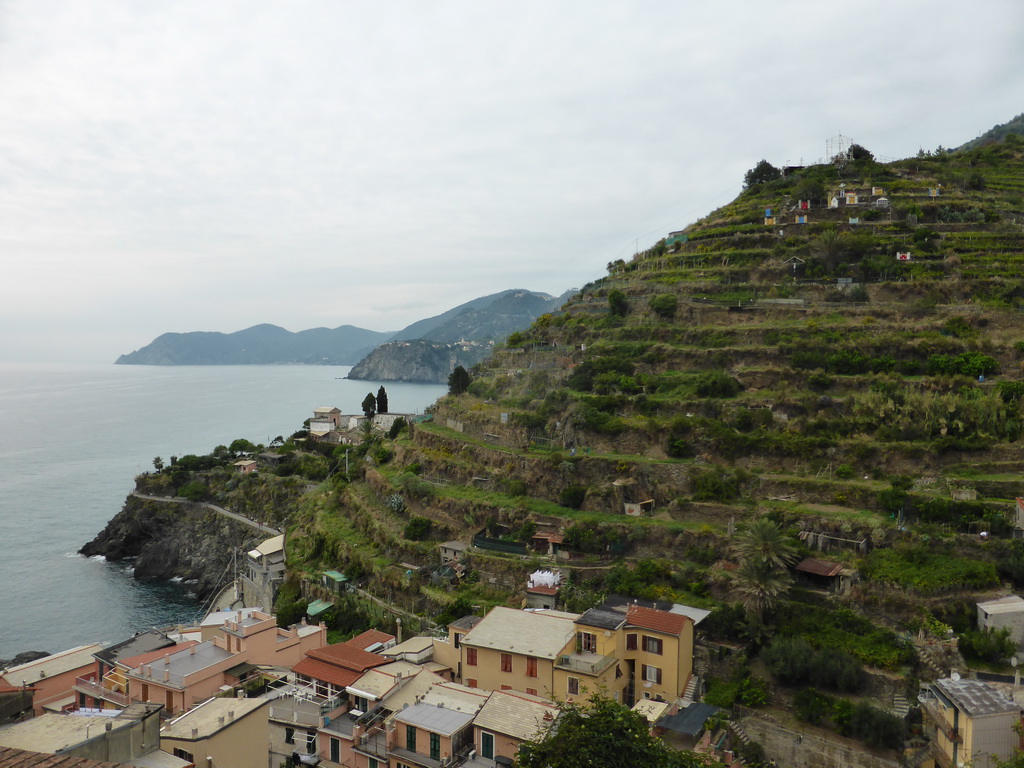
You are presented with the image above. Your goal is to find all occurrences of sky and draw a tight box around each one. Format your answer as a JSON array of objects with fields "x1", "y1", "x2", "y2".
[{"x1": 1, "y1": 1, "x2": 1022, "y2": 363}]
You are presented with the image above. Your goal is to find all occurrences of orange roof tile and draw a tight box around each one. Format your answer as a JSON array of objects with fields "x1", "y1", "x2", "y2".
[
  {"x1": 345, "y1": 629, "x2": 395, "y2": 651},
  {"x1": 625, "y1": 605, "x2": 689, "y2": 636},
  {"x1": 307, "y1": 643, "x2": 387, "y2": 672},
  {"x1": 292, "y1": 657, "x2": 364, "y2": 688}
]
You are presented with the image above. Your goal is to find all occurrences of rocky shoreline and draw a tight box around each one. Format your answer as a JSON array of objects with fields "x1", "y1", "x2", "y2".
[{"x1": 80, "y1": 493, "x2": 267, "y2": 602}]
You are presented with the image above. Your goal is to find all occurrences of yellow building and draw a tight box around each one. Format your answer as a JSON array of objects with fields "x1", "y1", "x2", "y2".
[
  {"x1": 453, "y1": 602, "x2": 699, "y2": 708},
  {"x1": 920, "y1": 677, "x2": 1022, "y2": 768},
  {"x1": 160, "y1": 697, "x2": 269, "y2": 768}
]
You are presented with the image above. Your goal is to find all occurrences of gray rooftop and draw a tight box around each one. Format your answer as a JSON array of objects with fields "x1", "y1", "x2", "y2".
[
  {"x1": 95, "y1": 630, "x2": 176, "y2": 667},
  {"x1": 576, "y1": 608, "x2": 624, "y2": 631},
  {"x1": 394, "y1": 702, "x2": 474, "y2": 736},
  {"x1": 129, "y1": 641, "x2": 233, "y2": 688},
  {"x1": 934, "y1": 678, "x2": 1021, "y2": 717}
]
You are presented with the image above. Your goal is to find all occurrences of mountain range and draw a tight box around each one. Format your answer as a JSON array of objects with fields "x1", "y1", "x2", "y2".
[{"x1": 114, "y1": 289, "x2": 575, "y2": 369}]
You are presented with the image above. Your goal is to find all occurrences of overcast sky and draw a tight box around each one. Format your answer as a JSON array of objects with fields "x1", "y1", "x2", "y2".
[{"x1": 2, "y1": 1, "x2": 1022, "y2": 362}]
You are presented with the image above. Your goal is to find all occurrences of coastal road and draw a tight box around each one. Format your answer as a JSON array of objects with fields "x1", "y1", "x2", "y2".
[{"x1": 131, "y1": 492, "x2": 282, "y2": 536}]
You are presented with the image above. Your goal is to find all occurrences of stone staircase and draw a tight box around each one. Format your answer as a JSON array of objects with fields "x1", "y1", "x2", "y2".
[
  {"x1": 681, "y1": 674, "x2": 701, "y2": 706},
  {"x1": 890, "y1": 692, "x2": 910, "y2": 718}
]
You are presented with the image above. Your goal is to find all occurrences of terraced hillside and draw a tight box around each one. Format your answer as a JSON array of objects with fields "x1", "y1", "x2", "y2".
[{"x1": 291, "y1": 139, "x2": 1024, "y2": 668}]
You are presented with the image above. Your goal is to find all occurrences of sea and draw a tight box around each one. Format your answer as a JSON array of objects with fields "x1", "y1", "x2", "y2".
[{"x1": 0, "y1": 362, "x2": 446, "y2": 661}]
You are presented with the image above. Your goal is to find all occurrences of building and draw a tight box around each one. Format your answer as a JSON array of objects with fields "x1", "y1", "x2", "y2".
[
  {"x1": 292, "y1": 641, "x2": 389, "y2": 701},
  {"x1": 0, "y1": 644, "x2": 103, "y2": 715},
  {"x1": 74, "y1": 632, "x2": 194, "y2": 712},
  {"x1": 977, "y1": 595, "x2": 1024, "y2": 649},
  {"x1": 0, "y1": 703, "x2": 170, "y2": 765},
  {"x1": 468, "y1": 688, "x2": 559, "y2": 766},
  {"x1": 160, "y1": 697, "x2": 269, "y2": 768},
  {"x1": 920, "y1": 677, "x2": 1022, "y2": 768},
  {"x1": 241, "y1": 534, "x2": 286, "y2": 609}
]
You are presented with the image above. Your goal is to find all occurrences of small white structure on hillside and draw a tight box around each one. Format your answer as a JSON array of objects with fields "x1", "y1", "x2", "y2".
[{"x1": 977, "y1": 595, "x2": 1024, "y2": 649}]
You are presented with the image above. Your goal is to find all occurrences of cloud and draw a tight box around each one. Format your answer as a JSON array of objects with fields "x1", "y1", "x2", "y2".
[{"x1": 1, "y1": 0, "x2": 1023, "y2": 360}]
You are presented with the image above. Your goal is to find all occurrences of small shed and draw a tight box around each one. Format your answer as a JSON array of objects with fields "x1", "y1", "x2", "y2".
[
  {"x1": 623, "y1": 499, "x2": 655, "y2": 517},
  {"x1": 233, "y1": 459, "x2": 257, "y2": 474},
  {"x1": 977, "y1": 595, "x2": 1024, "y2": 649},
  {"x1": 439, "y1": 540, "x2": 468, "y2": 563},
  {"x1": 793, "y1": 557, "x2": 848, "y2": 593},
  {"x1": 655, "y1": 703, "x2": 723, "y2": 750},
  {"x1": 306, "y1": 598, "x2": 334, "y2": 619},
  {"x1": 321, "y1": 570, "x2": 350, "y2": 595}
]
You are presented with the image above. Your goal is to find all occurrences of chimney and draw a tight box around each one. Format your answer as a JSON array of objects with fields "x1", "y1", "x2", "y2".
[
  {"x1": 164, "y1": 669, "x2": 170, "y2": 682},
  {"x1": 228, "y1": 710, "x2": 235, "y2": 721},
  {"x1": 105, "y1": 722, "x2": 112, "y2": 732},
  {"x1": 191, "y1": 728, "x2": 198, "y2": 738},
  {"x1": 218, "y1": 716, "x2": 225, "y2": 726},
  {"x1": 396, "y1": 617, "x2": 403, "y2": 643},
  {"x1": 190, "y1": 645, "x2": 196, "y2": 655}
]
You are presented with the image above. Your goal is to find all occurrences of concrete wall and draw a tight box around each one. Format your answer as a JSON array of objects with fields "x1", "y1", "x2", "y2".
[{"x1": 739, "y1": 715, "x2": 901, "y2": 768}]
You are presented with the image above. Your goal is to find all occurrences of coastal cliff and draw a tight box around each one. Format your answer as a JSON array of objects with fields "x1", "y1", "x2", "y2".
[
  {"x1": 80, "y1": 494, "x2": 266, "y2": 601},
  {"x1": 346, "y1": 339, "x2": 490, "y2": 383}
]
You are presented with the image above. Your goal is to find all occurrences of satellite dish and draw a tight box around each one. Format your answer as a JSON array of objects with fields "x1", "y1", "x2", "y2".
[{"x1": 951, "y1": 672, "x2": 961, "y2": 681}]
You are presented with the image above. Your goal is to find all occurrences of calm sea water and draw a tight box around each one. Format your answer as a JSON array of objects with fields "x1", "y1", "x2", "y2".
[{"x1": 0, "y1": 362, "x2": 446, "y2": 660}]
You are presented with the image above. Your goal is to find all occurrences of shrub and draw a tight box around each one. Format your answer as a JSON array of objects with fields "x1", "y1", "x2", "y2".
[
  {"x1": 608, "y1": 289, "x2": 628, "y2": 317},
  {"x1": 835, "y1": 463, "x2": 855, "y2": 479},
  {"x1": 959, "y1": 626, "x2": 1015, "y2": 663},
  {"x1": 694, "y1": 369, "x2": 742, "y2": 398},
  {"x1": 559, "y1": 485, "x2": 588, "y2": 509},
  {"x1": 650, "y1": 293, "x2": 678, "y2": 318},
  {"x1": 176, "y1": 481, "x2": 208, "y2": 501},
  {"x1": 404, "y1": 516, "x2": 432, "y2": 541},
  {"x1": 691, "y1": 468, "x2": 740, "y2": 502}
]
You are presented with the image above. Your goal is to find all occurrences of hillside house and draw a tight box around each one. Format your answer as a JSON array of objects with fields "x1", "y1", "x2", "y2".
[
  {"x1": 469, "y1": 688, "x2": 559, "y2": 765},
  {"x1": 920, "y1": 677, "x2": 1022, "y2": 768},
  {"x1": 1, "y1": 644, "x2": 103, "y2": 715},
  {"x1": 242, "y1": 534, "x2": 286, "y2": 609},
  {"x1": 977, "y1": 595, "x2": 1024, "y2": 649},
  {"x1": 161, "y1": 697, "x2": 269, "y2": 768}
]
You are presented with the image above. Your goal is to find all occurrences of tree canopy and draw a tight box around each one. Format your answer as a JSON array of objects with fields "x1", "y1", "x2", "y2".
[
  {"x1": 376, "y1": 385, "x2": 389, "y2": 414},
  {"x1": 361, "y1": 392, "x2": 377, "y2": 418},
  {"x1": 515, "y1": 695, "x2": 716, "y2": 768},
  {"x1": 448, "y1": 365, "x2": 471, "y2": 395},
  {"x1": 743, "y1": 159, "x2": 781, "y2": 189}
]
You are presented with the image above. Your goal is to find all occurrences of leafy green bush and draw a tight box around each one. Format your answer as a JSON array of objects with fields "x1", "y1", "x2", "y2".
[
  {"x1": 926, "y1": 351, "x2": 998, "y2": 377},
  {"x1": 763, "y1": 636, "x2": 865, "y2": 692},
  {"x1": 559, "y1": 485, "x2": 588, "y2": 509},
  {"x1": 176, "y1": 481, "x2": 208, "y2": 501},
  {"x1": 608, "y1": 289, "x2": 628, "y2": 317},
  {"x1": 649, "y1": 293, "x2": 678, "y2": 318},
  {"x1": 959, "y1": 626, "x2": 1015, "y2": 663},
  {"x1": 690, "y1": 467, "x2": 740, "y2": 501},
  {"x1": 862, "y1": 547, "x2": 999, "y2": 594},
  {"x1": 404, "y1": 516, "x2": 432, "y2": 541},
  {"x1": 694, "y1": 369, "x2": 741, "y2": 398}
]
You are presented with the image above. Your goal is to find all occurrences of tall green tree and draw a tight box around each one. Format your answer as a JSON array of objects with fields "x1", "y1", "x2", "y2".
[
  {"x1": 515, "y1": 694, "x2": 715, "y2": 768},
  {"x1": 743, "y1": 159, "x2": 781, "y2": 189},
  {"x1": 361, "y1": 392, "x2": 377, "y2": 418},
  {"x1": 376, "y1": 386, "x2": 389, "y2": 414},
  {"x1": 731, "y1": 519, "x2": 797, "y2": 621},
  {"x1": 448, "y1": 365, "x2": 471, "y2": 395}
]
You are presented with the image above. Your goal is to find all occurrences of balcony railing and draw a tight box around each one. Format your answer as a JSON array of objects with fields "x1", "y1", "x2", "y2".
[
  {"x1": 73, "y1": 677, "x2": 129, "y2": 708},
  {"x1": 268, "y1": 705, "x2": 322, "y2": 727},
  {"x1": 555, "y1": 653, "x2": 616, "y2": 677}
]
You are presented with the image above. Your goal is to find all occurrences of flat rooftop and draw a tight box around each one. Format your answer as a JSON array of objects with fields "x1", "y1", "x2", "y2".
[{"x1": 162, "y1": 697, "x2": 267, "y2": 740}]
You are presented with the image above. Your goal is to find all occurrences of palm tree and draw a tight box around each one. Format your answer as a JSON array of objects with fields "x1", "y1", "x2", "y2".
[
  {"x1": 732, "y1": 519, "x2": 797, "y2": 570},
  {"x1": 733, "y1": 558, "x2": 794, "y2": 623}
]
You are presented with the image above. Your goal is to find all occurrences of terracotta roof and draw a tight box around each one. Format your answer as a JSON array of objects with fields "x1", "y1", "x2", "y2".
[
  {"x1": 345, "y1": 629, "x2": 395, "y2": 651},
  {"x1": 0, "y1": 747, "x2": 132, "y2": 768},
  {"x1": 794, "y1": 558, "x2": 843, "y2": 578},
  {"x1": 625, "y1": 605, "x2": 689, "y2": 636},
  {"x1": 117, "y1": 641, "x2": 199, "y2": 670},
  {"x1": 292, "y1": 657, "x2": 364, "y2": 688},
  {"x1": 526, "y1": 585, "x2": 559, "y2": 595},
  {"x1": 306, "y1": 643, "x2": 387, "y2": 672}
]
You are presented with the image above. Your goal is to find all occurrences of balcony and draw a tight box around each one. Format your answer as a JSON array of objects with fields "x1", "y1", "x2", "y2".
[
  {"x1": 73, "y1": 677, "x2": 129, "y2": 708},
  {"x1": 353, "y1": 729, "x2": 389, "y2": 761},
  {"x1": 555, "y1": 652, "x2": 616, "y2": 677}
]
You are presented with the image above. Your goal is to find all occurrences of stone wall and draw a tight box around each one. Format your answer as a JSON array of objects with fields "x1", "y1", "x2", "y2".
[{"x1": 738, "y1": 713, "x2": 902, "y2": 768}]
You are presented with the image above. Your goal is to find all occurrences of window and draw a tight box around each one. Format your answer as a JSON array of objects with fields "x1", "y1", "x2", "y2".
[
  {"x1": 285, "y1": 727, "x2": 295, "y2": 744},
  {"x1": 430, "y1": 732, "x2": 441, "y2": 760},
  {"x1": 642, "y1": 665, "x2": 662, "y2": 685},
  {"x1": 330, "y1": 737, "x2": 340, "y2": 762},
  {"x1": 625, "y1": 633, "x2": 637, "y2": 651},
  {"x1": 466, "y1": 647, "x2": 478, "y2": 666},
  {"x1": 307, "y1": 730, "x2": 317, "y2": 754},
  {"x1": 643, "y1": 636, "x2": 663, "y2": 655},
  {"x1": 173, "y1": 749, "x2": 194, "y2": 762},
  {"x1": 526, "y1": 656, "x2": 538, "y2": 678},
  {"x1": 406, "y1": 724, "x2": 417, "y2": 752},
  {"x1": 501, "y1": 685, "x2": 512, "y2": 691},
  {"x1": 369, "y1": 759, "x2": 379, "y2": 768},
  {"x1": 567, "y1": 677, "x2": 580, "y2": 696},
  {"x1": 526, "y1": 688, "x2": 538, "y2": 696},
  {"x1": 577, "y1": 631, "x2": 597, "y2": 653},
  {"x1": 454, "y1": 632, "x2": 462, "y2": 649},
  {"x1": 481, "y1": 731, "x2": 495, "y2": 760},
  {"x1": 467, "y1": 678, "x2": 477, "y2": 688},
  {"x1": 500, "y1": 653, "x2": 513, "y2": 673}
]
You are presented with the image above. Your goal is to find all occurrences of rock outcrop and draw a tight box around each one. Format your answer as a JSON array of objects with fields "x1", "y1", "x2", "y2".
[
  {"x1": 80, "y1": 495, "x2": 265, "y2": 601},
  {"x1": 347, "y1": 339, "x2": 490, "y2": 383}
]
